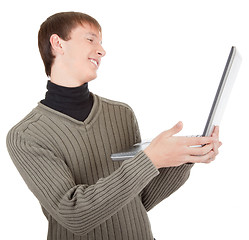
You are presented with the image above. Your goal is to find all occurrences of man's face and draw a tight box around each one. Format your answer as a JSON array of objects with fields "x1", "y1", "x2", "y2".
[{"x1": 60, "y1": 24, "x2": 106, "y2": 84}]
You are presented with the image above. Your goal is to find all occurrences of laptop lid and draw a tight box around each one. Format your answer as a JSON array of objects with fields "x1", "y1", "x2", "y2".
[
  {"x1": 203, "y1": 46, "x2": 242, "y2": 136},
  {"x1": 111, "y1": 46, "x2": 242, "y2": 161}
]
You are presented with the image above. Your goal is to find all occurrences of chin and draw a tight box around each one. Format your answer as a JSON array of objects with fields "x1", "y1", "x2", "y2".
[{"x1": 85, "y1": 73, "x2": 97, "y2": 83}]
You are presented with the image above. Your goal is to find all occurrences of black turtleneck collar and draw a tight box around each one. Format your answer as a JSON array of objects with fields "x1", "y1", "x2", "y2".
[{"x1": 40, "y1": 80, "x2": 93, "y2": 122}]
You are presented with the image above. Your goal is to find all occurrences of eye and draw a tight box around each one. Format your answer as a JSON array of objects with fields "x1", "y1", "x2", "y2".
[{"x1": 87, "y1": 38, "x2": 94, "y2": 43}]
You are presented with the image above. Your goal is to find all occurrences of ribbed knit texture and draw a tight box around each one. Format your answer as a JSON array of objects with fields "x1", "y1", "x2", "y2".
[{"x1": 6, "y1": 94, "x2": 193, "y2": 240}]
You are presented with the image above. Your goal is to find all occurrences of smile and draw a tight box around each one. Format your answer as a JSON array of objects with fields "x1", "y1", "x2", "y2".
[{"x1": 89, "y1": 59, "x2": 98, "y2": 68}]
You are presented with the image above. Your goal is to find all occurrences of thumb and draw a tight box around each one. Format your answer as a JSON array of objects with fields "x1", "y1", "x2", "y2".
[{"x1": 165, "y1": 121, "x2": 183, "y2": 137}]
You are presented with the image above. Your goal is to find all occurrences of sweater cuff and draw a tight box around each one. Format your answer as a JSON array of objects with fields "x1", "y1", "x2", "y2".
[{"x1": 124, "y1": 150, "x2": 160, "y2": 184}]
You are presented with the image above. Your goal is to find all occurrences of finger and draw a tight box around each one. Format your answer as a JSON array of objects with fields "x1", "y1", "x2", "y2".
[
  {"x1": 165, "y1": 121, "x2": 183, "y2": 137},
  {"x1": 213, "y1": 138, "x2": 222, "y2": 155},
  {"x1": 211, "y1": 127, "x2": 220, "y2": 158},
  {"x1": 212, "y1": 126, "x2": 219, "y2": 137},
  {"x1": 209, "y1": 154, "x2": 217, "y2": 163},
  {"x1": 188, "y1": 143, "x2": 214, "y2": 156},
  {"x1": 182, "y1": 136, "x2": 214, "y2": 146},
  {"x1": 187, "y1": 150, "x2": 215, "y2": 163},
  {"x1": 213, "y1": 140, "x2": 219, "y2": 156},
  {"x1": 212, "y1": 137, "x2": 222, "y2": 157}
]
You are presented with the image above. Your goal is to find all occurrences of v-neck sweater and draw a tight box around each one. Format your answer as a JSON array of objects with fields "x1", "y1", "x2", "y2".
[{"x1": 6, "y1": 94, "x2": 193, "y2": 240}]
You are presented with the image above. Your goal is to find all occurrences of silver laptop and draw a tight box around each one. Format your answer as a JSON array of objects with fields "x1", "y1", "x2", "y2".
[{"x1": 111, "y1": 46, "x2": 242, "y2": 161}]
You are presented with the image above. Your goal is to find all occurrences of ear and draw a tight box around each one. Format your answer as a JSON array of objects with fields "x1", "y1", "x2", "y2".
[{"x1": 50, "y1": 34, "x2": 64, "y2": 55}]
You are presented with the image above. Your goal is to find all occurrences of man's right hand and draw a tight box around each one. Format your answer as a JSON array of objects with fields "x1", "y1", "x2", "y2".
[{"x1": 144, "y1": 121, "x2": 221, "y2": 169}]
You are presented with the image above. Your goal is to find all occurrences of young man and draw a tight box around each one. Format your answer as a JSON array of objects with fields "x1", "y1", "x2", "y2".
[{"x1": 6, "y1": 12, "x2": 221, "y2": 240}]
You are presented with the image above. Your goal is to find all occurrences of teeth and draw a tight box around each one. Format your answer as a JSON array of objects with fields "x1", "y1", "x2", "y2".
[{"x1": 90, "y1": 59, "x2": 98, "y2": 67}]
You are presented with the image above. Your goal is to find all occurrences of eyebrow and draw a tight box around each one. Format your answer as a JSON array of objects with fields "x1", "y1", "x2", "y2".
[{"x1": 87, "y1": 32, "x2": 97, "y2": 37}]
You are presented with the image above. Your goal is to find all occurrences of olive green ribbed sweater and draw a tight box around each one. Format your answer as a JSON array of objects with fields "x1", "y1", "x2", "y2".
[{"x1": 6, "y1": 94, "x2": 193, "y2": 240}]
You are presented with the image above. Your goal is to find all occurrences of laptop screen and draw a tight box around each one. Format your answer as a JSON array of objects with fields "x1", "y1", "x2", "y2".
[{"x1": 203, "y1": 46, "x2": 242, "y2": 136}]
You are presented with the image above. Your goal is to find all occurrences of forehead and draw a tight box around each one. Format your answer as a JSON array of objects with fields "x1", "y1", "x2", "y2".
[{"x1": 70, "y1": 24, "x2": 102, "y2": 40}]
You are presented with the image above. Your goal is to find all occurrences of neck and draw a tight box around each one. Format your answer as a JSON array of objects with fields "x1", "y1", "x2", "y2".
[
  {"x1": 50, "y1": 73, "x2": 85, "y2": 88},
  {"x1": 41, "y1": 80, "x2": 93, "y2": 121},
  {"x1": 50, "y1": 63, "x2": 87, "y2": 87}
]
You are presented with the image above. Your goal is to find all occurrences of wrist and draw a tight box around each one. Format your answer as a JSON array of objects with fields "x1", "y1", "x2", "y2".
[{"x1": 143, "y1": 149, "x2": 160, "y2": 169}]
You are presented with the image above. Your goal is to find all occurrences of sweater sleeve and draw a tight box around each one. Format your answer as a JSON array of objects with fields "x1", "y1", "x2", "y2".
[
  {"x1": 131, "y1": 112, "x2": 194, "y2": 211},
  {"x1": 6, "y1": 128, "x2": 159, "y2": 236},
  {"x1": 140, "y1": 163, "x2": 194, "y2": 211}
]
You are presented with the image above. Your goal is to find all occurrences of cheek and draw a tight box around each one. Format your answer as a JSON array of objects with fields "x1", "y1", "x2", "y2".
[
  {"x1": 64, "y1": 44, "x2": 82, "y2": 60},
  {"x1": 68, "y1": 52, "x2": 86, "y2": 69},
  {"x1": 63, "y1": 44, "x2": 92, "y2": 71},
  {"x1": 75, "y1": 51, "x2": 88, "y2": 66}
]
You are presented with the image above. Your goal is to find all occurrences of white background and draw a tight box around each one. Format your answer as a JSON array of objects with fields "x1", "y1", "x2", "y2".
[{"x1": 1, "y1": 0, "x2": 248, "y2": 239}]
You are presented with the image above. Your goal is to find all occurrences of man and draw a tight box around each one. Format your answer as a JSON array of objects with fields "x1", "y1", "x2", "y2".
[{"x1": 6, "y1": 12, "x2": 221, "y2": 240}]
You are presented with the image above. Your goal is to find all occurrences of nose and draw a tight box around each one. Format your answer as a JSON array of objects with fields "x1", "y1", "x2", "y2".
[{"x1": 97, "y1": 45, "x2": 106, "y2": 57}]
